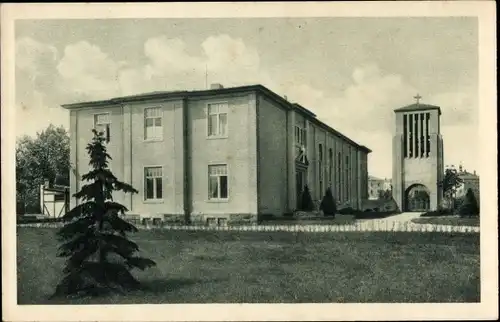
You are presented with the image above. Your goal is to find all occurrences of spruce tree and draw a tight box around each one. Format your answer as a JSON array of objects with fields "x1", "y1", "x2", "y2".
[
  {"x1": 320, "y1": 187, "x2": 337, "y2": 217},
  {"x1": 300, "y1": 185, "x2": 315, "y2": 211},
  {"x1": 53, "y1": 130, "x2": 156, "y2": 297},
  {"x1": 459, "y1": 188, "x2": 480, "y2": 217}
]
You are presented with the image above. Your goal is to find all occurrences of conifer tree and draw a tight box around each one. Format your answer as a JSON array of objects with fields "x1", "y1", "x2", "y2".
[
  {"x1": 459, "y1": 188, "x2": 480, "y2": 217},
  {"x1": 320, "y1": 187, "x2": 337, "y2": 217},
  {"x1": 53, "y1": 130, "x2": 156, "y2": 297},
  {"x1": 299, "y1": 185, "x2": 315, "y2": 211}
]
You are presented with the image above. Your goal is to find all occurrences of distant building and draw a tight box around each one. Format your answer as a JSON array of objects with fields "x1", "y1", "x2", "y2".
[
  {"x1": 368, "y1": 176, "x2": 392, "y2": 200},
  {"x1": 456, "y1": 165, "x2": 480, "y2": 201}
]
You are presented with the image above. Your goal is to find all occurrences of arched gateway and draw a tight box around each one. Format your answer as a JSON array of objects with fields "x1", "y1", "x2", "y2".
[{"x1": 405, "y1": 184, "x2": 430, "y2": 212}]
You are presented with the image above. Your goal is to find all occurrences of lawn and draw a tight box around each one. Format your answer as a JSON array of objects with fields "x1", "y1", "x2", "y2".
[
  {"x1": 412, "y1": 216, "x2": 480, "y2": 227},
  {"x1": 17, "y1": 227, "x2": 480, "y2": 304},
  {"x1": 259, "y1": 214, "x2": 356, "y2": 225}
]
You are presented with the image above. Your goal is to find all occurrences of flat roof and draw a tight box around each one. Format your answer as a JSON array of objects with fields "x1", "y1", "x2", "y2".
[
  {"x1": 62, "y1": 84, "x2": 371, "y2": 153},
  {"x1": 394, "y1": 103, "x2": 442, "y2": 115}
]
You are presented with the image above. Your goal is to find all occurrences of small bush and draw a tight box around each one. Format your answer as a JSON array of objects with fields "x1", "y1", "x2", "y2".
[
  {"x1": 355, "y1": 211, "x2": 399, "y2": 219},
  {"x1": 320, "y1": 187, "x2": 337, "y2": 217},
  {"x1": 299, "y1": 185, "x2": 315, "y2": 211},
  {"x1": 421, "y1": 208, "x2": 454, "y2": 217},
  {"x1": 17, "y1": 217, "x2": 63, "y2": 224},
  {"x1": 459, "y1": 188, "x2": 480, "y2": 217},
  {"x1": 337, "y1": 207, "x2": 360, "y2": 215}
]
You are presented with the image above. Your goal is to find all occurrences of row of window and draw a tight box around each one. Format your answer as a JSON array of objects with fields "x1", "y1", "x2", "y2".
[
  {"x1": 93, "y1": 103, "x2": 229, "y2": 141},
  {"x1": 143, "y1": 165, "x2": 229, "y2": 201},
  {"x1": 317, "y1": 143, "x2": 352, "y2": 202}
]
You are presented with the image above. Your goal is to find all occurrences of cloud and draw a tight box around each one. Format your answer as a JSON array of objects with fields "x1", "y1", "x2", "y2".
[
  {"x1": 14, "y1": 35, "x2": 478, "y2": 178},
  {"x1": 119, "y1": 34, "x2": 274, "y2": 96},
  {"x1": 57, "y1": 41, "x2": 125, "y2": 100},
  {"x1": 16, "y1": 37, "x2": 58, "y2": 76},
  {"x1": 429, "y1": 88, "x2": 478, "y2": 126}
]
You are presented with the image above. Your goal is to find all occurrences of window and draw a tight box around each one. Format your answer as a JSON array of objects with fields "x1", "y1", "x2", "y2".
[
  {"x1": 420, "y1": 113, "x2": 425, "y2": 157},
  {"x1": 144, "y1": 107, "x2": 163, "y2": 140},
  {"x1": 208, "y1": 103, "x2": 228, "y2": 137},
  {"x1": 294, "y1": 126, "x2": 307, "y2": 146},
  {"x1": 338, "y1": 152, "x2": 342, "y2": 201},
  {"x1": 329, "y1": 148, "x2": 333, "y2": 186},
  {"x1": 144, "y1": 167, "x2": 163, "y2": 200},
  {"x1": 345, "y1": 155, "x2": 349, "y2": 200},
  {"x1": 403, "y1": 114, "x2": 408, "y2": 158},
  {"x1": 94, "y1": 113, "x2": 110, "y2": 135},
  {"x1": 409, "y1": 114, "x2": 414, "y2": 158},
  {"x1": 425, "y1": 113, "x2": 430, "y2": 157},
  {"x1": 318, "y1": 144, "x2": 323, "y2": 195},
  {"x1": 208, "y1": 164, "x2": 228, "y2": 200}
]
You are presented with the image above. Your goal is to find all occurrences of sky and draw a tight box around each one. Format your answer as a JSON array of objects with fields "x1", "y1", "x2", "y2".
[{"x1": 15, "y1": 17, "x2": 479, "y2": 178}]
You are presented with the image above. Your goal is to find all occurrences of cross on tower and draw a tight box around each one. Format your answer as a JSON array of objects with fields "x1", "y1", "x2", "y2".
[{"x1": 414, "y1": 93, "x2": 422, "y2": 104}]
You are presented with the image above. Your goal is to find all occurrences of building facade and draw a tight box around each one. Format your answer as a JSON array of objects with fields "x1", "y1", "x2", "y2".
[
  {"x1": 392, "y1": 100, "x2": 444, "y2": 212},
  {"x1": 456, "y1": 166, "x2": 480, "y2": 201},
  {"x1": 368, "y1": 176, "x2": 392, "y2": 200},
  {"x1": 63, "y1": 84, "x2": 370, "y2": 224}
]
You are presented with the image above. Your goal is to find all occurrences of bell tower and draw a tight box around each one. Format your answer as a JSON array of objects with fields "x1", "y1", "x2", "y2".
[{"x1": 392, "y1": 94, "x2": 444, "y2": 212}]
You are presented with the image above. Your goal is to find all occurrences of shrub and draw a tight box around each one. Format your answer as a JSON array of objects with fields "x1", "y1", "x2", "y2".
[
  {"x1": 459, "y1": 188, "x2": 480, "y2": 217},
  {"x1": 299, "y1": 185, "x2": 315, "y2": 211},
  {"x1": 320, "y1": 187, "x2": 337, "y2": 217},
  {"x1": 53, "y1": 130, "x2": 156, "y2": 298},
  {"x1": 421, "y1": 208, "x2": 454, "y2": 217},
  {"x1": 338, "y1": 207, "x2": 359, "y2": 215}
]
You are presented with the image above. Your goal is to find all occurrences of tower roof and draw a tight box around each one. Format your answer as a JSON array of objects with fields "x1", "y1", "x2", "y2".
[{"x1": 394, "y1": 103, "x2": 442, "y2": 115}]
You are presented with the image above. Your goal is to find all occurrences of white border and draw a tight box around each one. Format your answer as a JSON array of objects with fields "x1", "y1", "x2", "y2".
[{"x1": 1, "y1": 2, "x2": 497, "y2": 321}]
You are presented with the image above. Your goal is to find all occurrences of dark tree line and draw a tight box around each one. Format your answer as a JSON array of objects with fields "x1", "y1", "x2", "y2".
[{"x1": 16, "y1": 125, "x2": 70, "y2": 214}]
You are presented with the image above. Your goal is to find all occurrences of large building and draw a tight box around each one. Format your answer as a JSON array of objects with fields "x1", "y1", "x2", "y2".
[
  {"x1": 63, "y1": 84, "x2": 371, "y2": 224},
  {"x1": 392, "y1": 95, "x2": 444, "y2": 212}
]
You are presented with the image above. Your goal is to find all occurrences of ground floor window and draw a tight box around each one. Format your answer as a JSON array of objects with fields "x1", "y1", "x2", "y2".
[
  {"x1": 209, "y1": 164, "x2": 228, "y2": 200},
  {"x1": 144, "y1": 166, "x2": 163, "y2": 200}
]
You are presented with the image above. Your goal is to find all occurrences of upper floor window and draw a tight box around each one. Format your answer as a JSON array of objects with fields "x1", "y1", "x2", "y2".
[
  {"x1": 144, "y1": 166, "x2": 163, "y2": 200},
  {"x1": 144, "y1": 107, "x2": 163, "y2": 140},
  {"x1": 208, "y1": 103, "x2": 228, "y2": 137},
  {"x1": 94, "y1": 113, "x2": 110, "y2": 135},
  {"x1": 294, "y1": 126, "x2": 307, "y2": 146}
]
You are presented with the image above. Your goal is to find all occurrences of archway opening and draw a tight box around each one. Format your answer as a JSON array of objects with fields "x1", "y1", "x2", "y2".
[{"x1": 405, "y1": 184, "x2": 430, "y2": 212}]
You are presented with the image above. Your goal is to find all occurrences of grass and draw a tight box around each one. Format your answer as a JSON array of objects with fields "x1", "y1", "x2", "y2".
[
  {"x1": 412, "y1": 216, "x2": 480, "y2": 227},
  {"x1": 17, "y1": 227, "x2": 480, "y2": 304},
  {"x1": 259, "y1": 214, "x2": 356, "y2": 225}
]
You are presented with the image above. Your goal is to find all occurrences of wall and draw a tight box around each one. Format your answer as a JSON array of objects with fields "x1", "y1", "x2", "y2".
[
  {"x1": 304, "y1": 119, "x2": 365, "y2": 210},
  {"x1": 393, "y1": 109, "x2": 443, "y2": 211},
  {"x1": 188, "y1": 93, "x2": 258, "y2": 221},
  {"x1": 126, "y1": 99, "x2": 185, "y2": 219},
  {"x1": 257, "y1": 95, "x2": 288, "y2": 215},
  {"x1": 71, "y1": 105, "x2": 125, "y2": 208}
]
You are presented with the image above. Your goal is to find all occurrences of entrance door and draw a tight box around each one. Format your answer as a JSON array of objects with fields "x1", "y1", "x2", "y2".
[
  {"x1": 296, "y1": 171, "x2": 304, "y2": 209},
  {"x1": 405, "y1": 184, "x2": 430, "y2": 212}
]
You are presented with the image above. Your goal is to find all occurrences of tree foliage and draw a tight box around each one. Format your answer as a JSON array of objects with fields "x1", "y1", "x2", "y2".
[
  {"x1": 459, "y1": 188, "x2": 480, "y2": 217},
  {"x1": 377, "y1": 189, "x2": 392, "y2": 200},
  {"x1": 53, "y1": 130, "x2": 156, "y2": 297},
  {"x1": 438, "y1": 168, "x2": 464, "y2": 209},
  {"x1": 16, "y1": 125, "x2": 70, "y2": 214},
  {"x1": 320, "y1": 187, "x2": 337, "y2": 217},
  {"x1": 299, "y1": 185, "x2": 315, "y2": 211}
]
